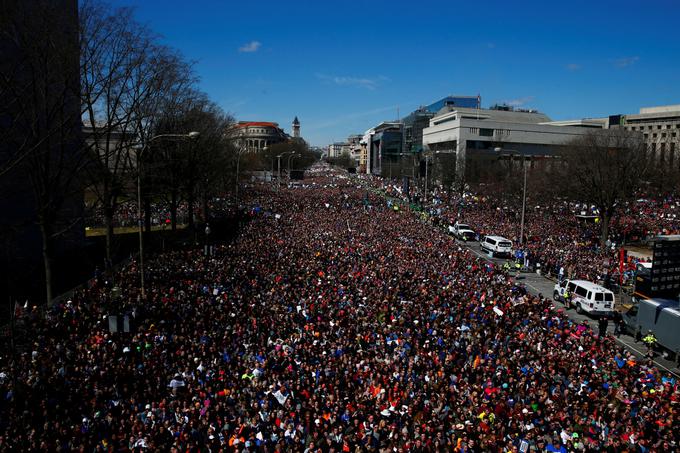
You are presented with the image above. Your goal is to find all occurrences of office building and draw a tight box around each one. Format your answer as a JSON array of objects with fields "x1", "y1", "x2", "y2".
[
  {"x1": 614, "y1": 105, "x2": 680, "y2": 165},
  {"x1": 368, "y1": 122, "x2": 404, "y2": 177},
  {"x1": 403, "y1": 95, "x2": 481, "y2": 154},
  {"x1": 328, "y1": 142, "x2": 349, "y2": 158},
  {"x1": 422, "y1": 107, "x2": 604, "y2": 182}
]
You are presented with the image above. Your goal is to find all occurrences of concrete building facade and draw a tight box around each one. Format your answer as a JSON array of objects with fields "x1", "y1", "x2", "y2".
[
  {"x1": 347, "y1": 134, "x2": 363, "y2": 163},
  {"x1": 422, "y1": 107, "x2": 604, "y2": 182},
  {"x1": 328, "y1": 142, "x2": 349, "y2": 158},
  {"x1": 615, "y1": 105, "x2": 680, "y2": 165}
]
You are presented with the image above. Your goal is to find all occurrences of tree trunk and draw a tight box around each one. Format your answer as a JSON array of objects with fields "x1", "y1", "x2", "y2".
[
  {"x1": 187, "y1": 189, "x2": 195, "y2": 230},
  {"x1": 104, "y1": 204, "x2": 114, "y2": 268},
  {"x1": 170, "y1": 190, "x2": 178, "y2": 231},
  {"x1": 39, "y1": 221, "x2": 53, "y2": 304},
  {"x1": 144, "y1": 197, "x2": 151, "y2": 234},
  {"x1": 202, "y1": 190, "x2": 209, "y2": 223},
  {"x1": 600, "y1": 212, "x2": 611, "y2": 249}
]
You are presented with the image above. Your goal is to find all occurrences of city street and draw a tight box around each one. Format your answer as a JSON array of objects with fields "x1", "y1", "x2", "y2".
[
  {"x1": 3, "y1": 0, "x2": 680, "y2": 450},
  {"x1": 358, "y1": 175, "x2": 680, "y2": 377}
]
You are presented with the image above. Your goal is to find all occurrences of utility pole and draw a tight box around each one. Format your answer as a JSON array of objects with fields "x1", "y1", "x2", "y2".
[
  {"x1": 519, "y1": 156, "x2": 527, "y2": 246},
  {"x1": 277, "y1": 154, "x2": 282, "y2": 191},
  {"x1": 424, "y1": 155, "x2": 429, "y2": 203}
]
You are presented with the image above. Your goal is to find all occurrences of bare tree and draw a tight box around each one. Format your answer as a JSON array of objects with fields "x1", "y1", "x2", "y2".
[
  {"x1": 79, "y1": 0, "x2": 161, "y2": 266},
  {"x1": 561, "y1": 129, "x2": 650, "y2": 247}
]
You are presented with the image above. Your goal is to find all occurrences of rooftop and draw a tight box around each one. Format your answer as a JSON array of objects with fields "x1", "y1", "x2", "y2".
[
  {"x1": 431, "y1": 107, "x2": 552, "y2": 125},
  {"x1": 639, "y1": 105, "x2": 680, "y2": 114},
  {"x1": 236, "y1": 121, "x2": 280, "y2": 128}
]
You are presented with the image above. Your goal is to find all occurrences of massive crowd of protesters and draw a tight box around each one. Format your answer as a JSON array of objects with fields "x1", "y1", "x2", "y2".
[
  {"x1": 85, "y1": 200, "x2": 192, "y2": 229},
  {"x1": 1, "y1": 165, "x2": 679, "y2": 452},
  {"x1": 367, "y1": 177, "x2": 679, "y2": 286},
  {"x1": 85, "y1": 198, "x2": 238, "y2": 230}
]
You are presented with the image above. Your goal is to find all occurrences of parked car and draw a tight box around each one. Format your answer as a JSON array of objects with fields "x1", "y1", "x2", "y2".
[
  {"x1": 448, "y1": 222, "x2": 476, "y2": 241},
  {"x1": 553, "y1": 279, "x2": 615, "y2": 316},
  {"x1": 480, "y1": 235, "x2": 512, "y2": 258}
]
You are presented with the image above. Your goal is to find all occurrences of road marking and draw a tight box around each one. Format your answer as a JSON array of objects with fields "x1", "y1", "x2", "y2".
[{"x1": 523, "y1": 281, "x2": 543, "y2": 294}]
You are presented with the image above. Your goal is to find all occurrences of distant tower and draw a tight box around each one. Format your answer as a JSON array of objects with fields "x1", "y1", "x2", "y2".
[{"x1": 292, "y1": 116, "x2": 300, "y2": 138}]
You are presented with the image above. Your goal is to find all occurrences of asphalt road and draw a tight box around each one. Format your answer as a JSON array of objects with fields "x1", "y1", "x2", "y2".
[{"x1": 458, "y1": 237, "x2": 680, "y2": 377}]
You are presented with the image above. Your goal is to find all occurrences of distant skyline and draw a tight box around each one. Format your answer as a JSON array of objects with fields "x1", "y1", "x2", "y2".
[{"x1": 110, "y1": 0, "x2": 680, "y2": 146}]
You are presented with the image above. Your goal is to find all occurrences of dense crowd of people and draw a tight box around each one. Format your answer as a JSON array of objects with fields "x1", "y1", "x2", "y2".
[
  {"x1": 85, "y1": 200, "x2": 196, "y2": 229},
  {"x1": 367, "y1": 177, "x2": 674, "y2": 286},
  {"x1": 1, "y1": 165, "x2": 679, "y2": 452}
]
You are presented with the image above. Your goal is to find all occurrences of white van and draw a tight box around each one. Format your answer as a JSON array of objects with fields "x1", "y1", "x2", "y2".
[
  {"x1": 480, "y1": 235, "x2": 513, "y2": 257},
  {"x1": 553, "y1": 279, "x2": 615, "y2": 316}
]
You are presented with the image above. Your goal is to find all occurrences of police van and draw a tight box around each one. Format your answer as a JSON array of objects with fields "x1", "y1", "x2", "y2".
[
  {"x1": 480, "y1": 235, "x2": 513, "y2": 257},
  {"x1": 553, "y1": 279, "x2": 615, "y2": 316}
]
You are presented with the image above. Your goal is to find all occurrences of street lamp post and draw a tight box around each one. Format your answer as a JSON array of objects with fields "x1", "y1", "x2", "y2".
[
  {"x1": 277, "y1": 151, "x2": 295, "y2": 190},
  {"x1": 263, "y1": 146, "x2": 275, "y2": 184},
  {"x1": 287, "y1": 152, "x2": 298, "y2": 181},
  {"x1": 423, "y1": 151, "x2": 440, "y2": 204},
  {"x1": 235, "y1": 147, "x2": 246, "y2": 206},
  {"x1": 494, "y1": 147, "x2": 528, "y2": 246},
  {"x1": 424, "y1": 155, "x2": 429, "y2": 203},
  {"x1": 135, "y1": 131, "x2": 199, "y2": 298}
]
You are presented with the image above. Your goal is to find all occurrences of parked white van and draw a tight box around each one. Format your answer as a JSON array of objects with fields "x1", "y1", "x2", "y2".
[
  {"x1": 480, "y1": 235, "x2": 513, "y2": 257},
  {"x1": 553, "y1": 279, "x2": 615, "y2": 316}
]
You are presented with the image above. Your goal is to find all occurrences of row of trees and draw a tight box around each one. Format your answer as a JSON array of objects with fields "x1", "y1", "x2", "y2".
[
  {"x1": 238, "y1": 139, "x2": 320, "y2": 177},
  {"x1": 463, "y1": 129, "x2": 652, "y2": 248},
  {"x1": 80, "y1": 1, "x2": 240, "y2": 267}
]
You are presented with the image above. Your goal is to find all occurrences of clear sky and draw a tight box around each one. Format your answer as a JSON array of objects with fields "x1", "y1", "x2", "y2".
[{"x1": 109, "y1": 0, "x2": 680, "y2": 147}]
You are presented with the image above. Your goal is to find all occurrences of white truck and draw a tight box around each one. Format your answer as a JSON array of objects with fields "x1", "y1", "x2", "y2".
[
  {"x1": 622, "y1": 297, "x2": 680, "y2": 360},
  {"x1": 448, "y1": 222, "x2": 476, "y2": 241}
]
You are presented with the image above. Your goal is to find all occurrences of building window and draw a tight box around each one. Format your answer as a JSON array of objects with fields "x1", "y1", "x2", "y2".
[
  {"x1": 662, "y1": 133, "x2": 667, "y2": 138},
  {"x1": 670, "y1": 143, "x2": 675, "y2": 166},
  {"x1": 658, "y1": 125, "x2": 662, "y2": 130},
  {"x1": 479, "y1": 128, "x2": 494, "y2": 137},
  {"x1": 653, "y1": 133, "x2": 657, "y2": 138}
]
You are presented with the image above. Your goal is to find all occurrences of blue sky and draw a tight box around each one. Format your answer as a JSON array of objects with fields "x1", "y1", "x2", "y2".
[{"x1": 110, "y1": 0, "x2": 680, "y2": 146}]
